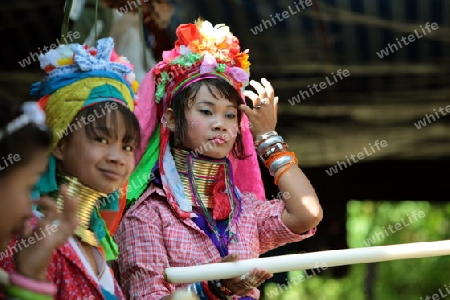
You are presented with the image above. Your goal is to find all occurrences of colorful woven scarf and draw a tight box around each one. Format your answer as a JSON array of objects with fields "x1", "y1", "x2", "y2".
[{"x1": 31, "y1": 37, "x2": 138, "y2": 261}]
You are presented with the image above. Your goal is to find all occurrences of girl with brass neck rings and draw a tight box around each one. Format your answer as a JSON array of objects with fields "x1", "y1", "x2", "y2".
[
  {"x1": 0, "y1": 100, "x2": 79, "y2": 299},
  {"x1": 115, "y1": 20, "x2": 322, "y2": 300},
  {"x1": 0, "y1": 38, "x2": 141, "y2": 300}
]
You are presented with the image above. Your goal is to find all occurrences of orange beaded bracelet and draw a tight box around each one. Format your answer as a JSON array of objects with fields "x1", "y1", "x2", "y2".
[
  {"x1": 274, "y1": 158, "x2": 298, "y2": 185},
  {"x1": 263, "y1": 151, "x2": 296, "y2": 170}
]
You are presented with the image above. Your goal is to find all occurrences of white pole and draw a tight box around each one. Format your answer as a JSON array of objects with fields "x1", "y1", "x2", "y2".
[{"x1": 165, "y1": 240, "x2": 450, "y2": 284}]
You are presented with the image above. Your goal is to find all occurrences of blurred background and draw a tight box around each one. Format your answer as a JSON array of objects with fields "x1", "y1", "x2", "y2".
[{"x1": 2, "y1": 0, "x2": 450, "y2": 299}]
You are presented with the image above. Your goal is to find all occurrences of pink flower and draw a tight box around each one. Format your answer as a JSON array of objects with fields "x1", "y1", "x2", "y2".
[
  {"x1": 162, "y1": 48, "x2": 180, "y2": 62},
  {"x1": 110, "y1": 49, "x2": 120, "y2": 61},
  {"x1": 200, "y1": 53, "x2": 218, "y2": 74},
  {"x1": 226, "y1": 66, "x2": 249, "y2": 83}
]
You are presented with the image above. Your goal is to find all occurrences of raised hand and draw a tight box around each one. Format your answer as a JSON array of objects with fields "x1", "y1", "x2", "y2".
[
  {"x1": 239, "y1": 78, "x2": 279, "y2": 137},
  {"x1": 14, "y1": 185, "x2": 79, "y2": 280}
]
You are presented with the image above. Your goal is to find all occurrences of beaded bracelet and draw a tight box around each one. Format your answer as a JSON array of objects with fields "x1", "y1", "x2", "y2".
[
  {"x1": 268, "y1": 155, "x2": 293, "y2": 176},
  {"x1": 263, "y1": 151, "x2": 295, "y2": 171},
  {"x1": 7, "y1": 285, "x2": 53, "y2": 300},
  {"x1": 217, "y1": 280, "x2": 233, "y2": 296},
  {"x1": 274, "y1": 158, "x2": 298, "y2": 185},
  {"x1": 9, "y1": 272, "x2": 56, "y2": 296},
  {"x1": 207, "y1": 280, "x2": 233, "y2": 300}
]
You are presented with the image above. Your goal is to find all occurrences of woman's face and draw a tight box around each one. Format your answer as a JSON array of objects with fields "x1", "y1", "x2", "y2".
[
  {"x1": 168, "y1": 84, "x2": 240, "y2": 159},
  {"x1": 0, "y1": 149, "x2": 48, "y2": 251},
  {"x1": 53, "y1": 111, "x2": 136, "y2": 194}
]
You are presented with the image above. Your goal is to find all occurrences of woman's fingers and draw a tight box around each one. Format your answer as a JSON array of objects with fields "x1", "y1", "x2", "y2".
[
  {"x1": 220, "y1": 257, "x2": 273, "y2": 296},
  {"x1": 274, "y1": 96, "x2": 279, "y2": 117},
  {"x1": 261, "y1": 78, "x2": 274, "y2": 100},
  {"x1": 238, "y1": 269, "x2": 272, "y2": 292},
  {"x1": 243, "y1": 90, "x2": 260, "y2": 107},
  {"x1": 34, "y1": 197, "x2": 58, "y2": 225},
  {"x1": 249, "y1": 80, "x2": 267, "y2": 99},
  {"x1": 238, "y1": 104, "x2": 255, "y2": 118}
]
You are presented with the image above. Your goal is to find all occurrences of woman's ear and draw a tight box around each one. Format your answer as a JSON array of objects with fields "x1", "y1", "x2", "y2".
[
  {"x1": 164, "y1": 108, "x2": 176, "y2": 131},
  {"x1": 52, "y1": 139, "x2": 67, "y2": 160}
]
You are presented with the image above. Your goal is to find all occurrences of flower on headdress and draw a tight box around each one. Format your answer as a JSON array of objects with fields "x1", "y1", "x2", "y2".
[
  {"x1": 162, "y1": 48, "x2": 180, "y2": 62},
  {"x1": 226, "y1": 67, "x2": 249, "y2": 83},
  {"x1": 110, "y1": 48, "x2": 120, "y2": 61},
  {"x1": 131, "y1": 80, "x2": 139, "y2": 94},
  {"x1": 153, "y1": 19, "x2": 251, "y2": 103},
  {"x1": 155, "y1": 71, "x2": 171, "y2": 102},
  {"x1": 36, "y1": 38, "x2": 139, "y2": 93},
  {"x1": 175, "y1": 23, "x2": 202, "y2": 48},
  {"x1": 40, "y1": 44, "x2": 74, "y2": 72},
  {"x1": 83, "y1": 45, "x2": 98, "y2": 56},
  {"x1": 200, "y1": 53, "x2": 218, "y2": 74},
  {"x1": 179, "y1": 45, "x2": 192, "y2": 56},
  {"x1": 234, "y1": 50, "x2": 250, "y2": 73},
  {"x1": 110, "y1": 49, "x2": 134, "y2": 70}
]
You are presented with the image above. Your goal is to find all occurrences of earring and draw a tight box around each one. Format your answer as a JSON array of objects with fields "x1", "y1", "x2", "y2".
[{"x1": 161, "y1": 116, "x2": 168, "y2": 126}]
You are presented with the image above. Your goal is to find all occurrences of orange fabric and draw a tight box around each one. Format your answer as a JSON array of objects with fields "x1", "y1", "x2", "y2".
[
  {"x1": 37, "y1": 95, "x2": 50, "y2": 110},
  {"x1": 99, "y1": 182, "x2": 128, "y2": 235}
]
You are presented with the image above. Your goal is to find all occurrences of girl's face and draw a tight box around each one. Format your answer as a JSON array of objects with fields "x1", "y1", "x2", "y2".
[
  {"x1": 53, "y1": 110, "x2": 136, "y2": 194},
  {"x1": 0, "y1": 149, "x2": 48, "y2": 251},
  {"x1": 169, "y1": 84, "x2": 239, "y2": 159}
]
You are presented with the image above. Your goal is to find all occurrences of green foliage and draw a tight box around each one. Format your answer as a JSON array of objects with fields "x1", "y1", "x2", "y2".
[{"x1": 263, "y1": 200, "x2": 450, "y2": 300}]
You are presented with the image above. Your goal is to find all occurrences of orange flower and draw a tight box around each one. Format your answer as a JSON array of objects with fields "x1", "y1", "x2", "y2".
[
  {"x1": 235, "y1": 51, "x2": 250, "y2": 72},
  {"x1": 227, "y1": 36, "x2": 241, "y2": 56},
  {"x1": 175, "y1": 23, "x2": 202, "y2": 48}
]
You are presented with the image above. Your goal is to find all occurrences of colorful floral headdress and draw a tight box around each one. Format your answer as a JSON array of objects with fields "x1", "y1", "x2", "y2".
[
  {"x1": 152, "y1": 19, "x2": 250, "y2": 106},
  {"x1": 32, "y1": 37, "x2": 139, "y2": 98}
]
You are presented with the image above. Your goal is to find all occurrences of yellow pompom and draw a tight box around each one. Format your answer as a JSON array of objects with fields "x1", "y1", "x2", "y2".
[
  {"x1": 132, "y1": 81, "x2": 139, "y2": 94},
  {"x1": 57, "y1": 57, "x2": 74, "y2": 66}
]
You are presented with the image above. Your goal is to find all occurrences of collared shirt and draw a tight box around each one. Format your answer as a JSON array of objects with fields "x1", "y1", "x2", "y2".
[{"x1": 114, "y1": 184, "x2": 316, "y2": 299}]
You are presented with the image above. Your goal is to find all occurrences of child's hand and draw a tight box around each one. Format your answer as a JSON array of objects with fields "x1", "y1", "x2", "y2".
[
  {"x1": 220, "y1": 253, "x2": 273, "y2": 296},
  {"x1": 240, "y1": 78, "x2": 279, "y2": 137},
  {"x1": 14, "y1": 184, "x2": 79, "y2": 281}
]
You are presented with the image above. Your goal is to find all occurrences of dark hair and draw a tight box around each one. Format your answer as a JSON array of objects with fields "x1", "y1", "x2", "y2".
[
  {"x1": 64, "y1": 101, "x2": 141, "y2": 148},
  {"x1": 169, "y1": 78, "x2": 247, "y2": 159},
  {"x1": 0, "y1": 100, "x2": 52, "y2": 177}
]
